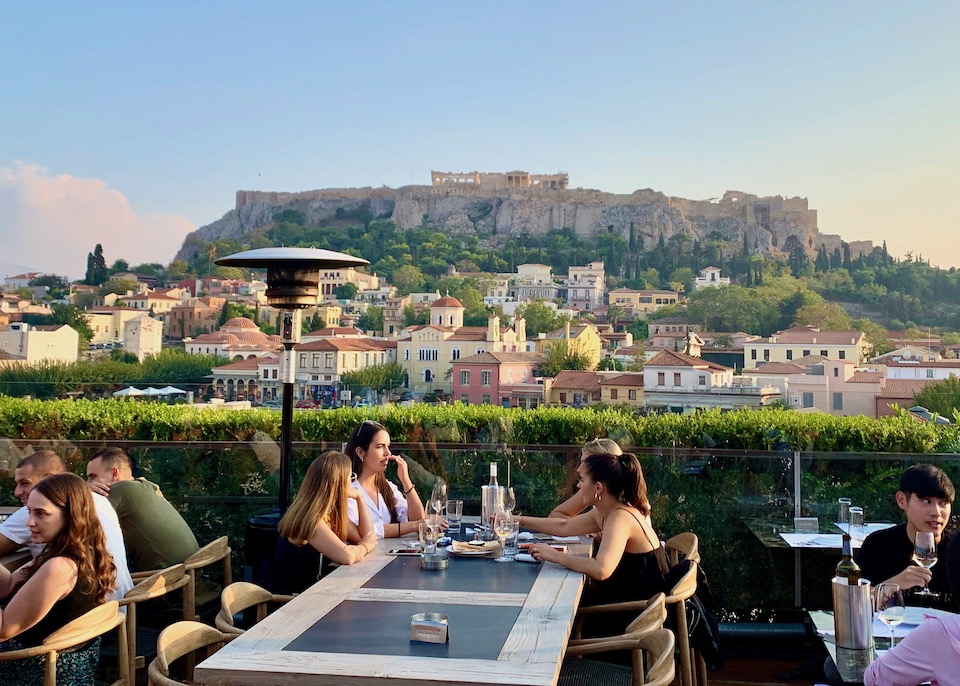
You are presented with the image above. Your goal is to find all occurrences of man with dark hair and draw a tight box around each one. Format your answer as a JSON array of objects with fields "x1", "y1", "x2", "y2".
[
  {"x1": 857, "y1": 464, "x2": 955, "y2": 607},
  {"x1": 0, "y1": 449, "x2": 133, "y2": 600},
  {"x1": 86, "y1": 447, "x2": 200, "y2": 572}
]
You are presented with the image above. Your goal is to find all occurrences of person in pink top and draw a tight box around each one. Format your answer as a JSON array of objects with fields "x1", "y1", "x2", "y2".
[{"x1": 864, "y1": 534, "x2": 960, "y2": 685}]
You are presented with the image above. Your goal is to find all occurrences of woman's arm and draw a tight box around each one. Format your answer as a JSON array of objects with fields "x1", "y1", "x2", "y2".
[
  {"x1": 392, "y1": 455, "x2": 425, "y2": 522},
  {"x1": 548, "y1": 491, "x2": 589, "y2": 519},
  {"x1": 306, "y1": 519, "x2": 376, "y2": 567},
  {"x1": 353, "y1": 488, "x2": 375, "y2": 539},
  {"x1": 528, "y1": 510, "x2": 633, "y2": 581},
  {"x1": 0, "y1": 556, "x2": 77, "y2": 641},
  {"x1": 519, "y1": 509, "x2": 601, "y2": 538}
]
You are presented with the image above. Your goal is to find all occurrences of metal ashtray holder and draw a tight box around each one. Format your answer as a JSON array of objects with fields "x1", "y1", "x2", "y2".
[
  {"x1": 410, "y1": 612, "x2": 449, "y2": 643},
  {"x1": 420, "y1": 552, "x2": 449, "y2": 570}
]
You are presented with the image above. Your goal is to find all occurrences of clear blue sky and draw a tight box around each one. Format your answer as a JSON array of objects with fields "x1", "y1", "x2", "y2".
[{"x1": 1, "y1": 1, "x2": 957, "y2": 278}]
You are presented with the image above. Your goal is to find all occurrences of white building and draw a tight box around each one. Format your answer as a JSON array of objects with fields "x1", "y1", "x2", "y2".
[
  {"x1": 566, "y1": 261, "x2": 605, "y2": 311},
  {"x1": 884, "y1": 358, "x2": 960, "y2": 381},
  {"x1": 124, "y1": 315, "x2": 164, "y2": 362},
  {"x1": 0, "y1": 322, "x2": 79, "y2": 364},
  {"x1": 693, "y1": 267, "x2": 731, "y2": 290}
]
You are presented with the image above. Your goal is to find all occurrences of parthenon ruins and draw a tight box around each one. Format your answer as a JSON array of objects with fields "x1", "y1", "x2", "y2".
[{"x1": 431, "y1": 170, "x2": 569, "y2": 190}]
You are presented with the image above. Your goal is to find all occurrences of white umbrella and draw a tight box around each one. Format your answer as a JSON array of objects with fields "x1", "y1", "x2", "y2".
[
  {"x1": 158, "y1": 386, "x2": 187, "y2": 395},
  {"x1": 141, "y1": 387, "x2": 163, "y2": 396},
  {"x1": 112, "y1": 386, "x2": 143, "y2": 397}
]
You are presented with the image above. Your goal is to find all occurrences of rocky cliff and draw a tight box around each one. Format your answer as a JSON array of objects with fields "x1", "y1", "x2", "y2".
[{"x1": 176, "y1": 185, "x2": 867, "y2": 262}]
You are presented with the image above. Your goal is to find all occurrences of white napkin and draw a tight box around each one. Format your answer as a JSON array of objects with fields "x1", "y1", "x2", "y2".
[
  {"x1": 517, "y1": 532, "x2": 535, "y2": 542},
  {"x1": 515, "y1": 553, "x2": 538, "y2": 563}
]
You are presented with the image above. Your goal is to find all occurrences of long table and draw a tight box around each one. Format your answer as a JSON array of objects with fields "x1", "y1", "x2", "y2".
[{"x1": 195, "y1": 536, "x2": 588, "y2": 686}]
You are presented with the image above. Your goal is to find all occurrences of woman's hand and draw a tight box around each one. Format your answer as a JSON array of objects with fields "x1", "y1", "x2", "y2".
[
  {"x1": 360, "y1": 530, "x2": 379, "y2": 554},
  {"x1": 390, "y1": 454, "x2": 411, "y2": 483},
  {"x1": 528, "y1": 543, "x2": 563, "y2": 564},
  {"x1": 348, "y1": 487, "x2": 364, "y2": 501}
]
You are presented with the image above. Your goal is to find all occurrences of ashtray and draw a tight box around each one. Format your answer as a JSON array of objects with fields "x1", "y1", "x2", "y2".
[
  {"x1": 420, "y1": 553, "x2": 449, "y2": 570},
  {"x1": 410, "y1": 612, "x2": 449, "y2": 643}
]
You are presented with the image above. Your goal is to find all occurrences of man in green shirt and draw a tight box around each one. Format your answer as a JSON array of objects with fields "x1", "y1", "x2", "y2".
[{"x1": 86, "y1": 447, "x2": 200, "y2": 573}]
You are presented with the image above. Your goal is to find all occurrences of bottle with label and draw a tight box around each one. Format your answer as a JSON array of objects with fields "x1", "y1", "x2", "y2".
[
  {"x1": 835, "y1": 533, "x2": 861, "y2": 585},
  {"x1": 480, "y1": 463, "x2": 503, "y2": 532}
]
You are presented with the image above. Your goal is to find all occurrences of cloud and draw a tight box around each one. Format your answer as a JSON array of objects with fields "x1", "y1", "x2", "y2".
[{"x1": 0, "y1": 163, "x2": 195, "y2": 280}]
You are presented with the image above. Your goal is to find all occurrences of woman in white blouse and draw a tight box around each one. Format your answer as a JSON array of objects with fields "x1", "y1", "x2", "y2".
[{"x1": 346, "y1": 420, "x2": 427, "y2": 539}]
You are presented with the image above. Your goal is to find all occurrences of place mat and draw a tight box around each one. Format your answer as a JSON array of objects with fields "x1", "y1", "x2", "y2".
[
  {"x1": 363, "y1": 555, "x2": 540, "y2": 594},
  {"x1": 283, "y1": 599, "x2": 520, "y2": 660}
]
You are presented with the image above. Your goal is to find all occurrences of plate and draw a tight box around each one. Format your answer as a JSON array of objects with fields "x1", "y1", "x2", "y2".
[
  {"x1": 901, "y1": 606, "x2": 955, "y2": 626},
  {"x1": 445, "y1": 544, "x2": 495, "y2": 557}
]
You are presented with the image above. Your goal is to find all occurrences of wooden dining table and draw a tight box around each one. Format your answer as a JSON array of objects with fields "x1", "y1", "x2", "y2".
[{"x1": 195, "y1": 535, "x2": 589, "y2": 686}]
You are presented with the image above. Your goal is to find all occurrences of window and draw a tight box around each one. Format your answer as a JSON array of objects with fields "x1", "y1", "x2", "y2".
[
  {"x1": 461, "y1": 394, "x2": 469, "y2": 403},
  {"x1": 424, "y1": 369, "x2": 433, "y2": 382},
  {"x1": 763, "y1": 349, "x2": 770, "y2": 362},
  {"x1": 786, "y1": 350, "x2": 793, "y2": 360},
  {"x1": 404, "y1": 350, "x2": 410, "y2": 360},
  {"x1": 750, "y1": 349, "x2": 757, "y2": 360},
  {"x1": 628, "y1": 389, "x2": 637, "y2": 400},
  {"x1": 803, "y1": 350, "x2": 810, "y2": 357},
  {"x1": 610, "y1": 389, "x2": 618, "y2": 400},
  {"x1": 927, "y1": 369, "x2": 935, "y2": 379},
  {"x1": 832, "y1": 392, "x2": 843, "y2": 411},
  {"x1": 673, "y1": 373, "x2": 681, "y2": 387},
  {"x1": 312, "y1": 353, "x2": 320, "y2": 367},
  {"x1": 451, "y1": 348, "x2": 460, "y2": 361},
  {"x1": 298, "y1": 353, "x2": 307, "y2": 367},
  {"x1": 560, "y1": 392, "x2": 567, "y2": 403},
  {"x1": 481, "y1": 371, "x2": 492, "y2": 386},
  {"x1": 838, "y1": 350, "x2": 846, "y2": 360},
  {"x1": 833, "y1": 368, "x2": 839, "y2": 377},
  {"x1": 272, "y1": 369, "x2": 278, "y2": 379},
  {"x1": 802, "y1": 392, "x2": 814, "y2": 408},
  {"x1": 657, "y1": 372, "x2": 665, "y2": 386},
  {"x1": 460, "y1": 370, "x2": 470, "y2": 385},
  {"x1": 325, "y1": 353, "x2": 334, "y2": 368},
  {"x1": 482, "y1": 394, "x2": 491, "y2": 405},
  {"x1": 820, "y1": 350, "x2": 828, "y2": 357},
  {"x1": 698, "y1": 375, "x2": 706, "y2": 386}
]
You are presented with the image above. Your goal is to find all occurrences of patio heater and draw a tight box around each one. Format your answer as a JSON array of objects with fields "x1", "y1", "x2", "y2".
[{"x1": 216, "y1": 247, "x2": 369, "y2": 512}]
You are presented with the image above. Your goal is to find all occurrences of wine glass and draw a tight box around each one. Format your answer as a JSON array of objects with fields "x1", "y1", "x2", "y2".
[
  {"x1": 874, "y1": 583, "x2": 905, "y2": 648},
  {"x1": 429, "y1": 479, "x2": 447, "y2": 519},
  {"x1": 502, "y1": 487, "x2": 516, "y2": 515},
  {"x1": 493, "y1": 509, "x2": 513, "y2": 562},
  {"x1": 914, "y1": 531, "x2": 938, "y2": 596}
]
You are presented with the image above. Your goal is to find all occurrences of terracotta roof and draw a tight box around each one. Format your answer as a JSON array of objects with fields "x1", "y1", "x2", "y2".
[
  {"x1": 212, "y1": 357, "x2": 265, "y2": 372},
  {"x1": 446, "y1": 331, "x2": 488, "y2": 341},
  {"x1": 304, "y1": 327, "x2": 364, "y2": 336},
  {"x1": 794, "y1": 354, "x2": 831, "y2": 365},
  {"x1": 454, "y1": 352, "x2": 544, "y2": 365},
  {"x1": 222, "y1": 317, "x2": 260, "y2": 329},
  {"x1": 599, "y1": 373, "x2": 644, "y2": 386},
  {"x1": 296, "y1": 338, "x2": 395, "y2": 352},
  {"x1": 885, "y1": 359, "x2": 960, "y2": 369},
  {"x1": 752, "y1": 362, "x2": 807, "y2": 375},
  {"x1": 878, "y1": 379, "x2": 936, "y2": 399},
  {"x1": 543, "y1": 325, "x2": 594, "y2": 340},
  {"x1": 646, "y1": 349, "x2": 731, "y2": 371},
  {"x1": 551, "y1": 370, "x2": 603, "y2": 392},
  {"x1": 432, "y1": 296, "x2": 463, "y2": 308},
  {"x1": 850, "y1": 371, "x2": 884, "y2": 383}
]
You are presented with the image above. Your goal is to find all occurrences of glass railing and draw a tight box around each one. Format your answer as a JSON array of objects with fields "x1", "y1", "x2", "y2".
[{"x1": 3, "y1": 438, "x2": 958, "y2": 616}]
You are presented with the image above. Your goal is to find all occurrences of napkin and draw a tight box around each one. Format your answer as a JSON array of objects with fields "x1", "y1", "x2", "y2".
[
  {"x1": 551, "y1": 536, "x2": 581, "y2": 543},
  {"x1": 517, "y1": 532, "x2": 535, "y2": 542},
  {"x1": 515, "y1": 553, "x2": 538, "y2": 563}
]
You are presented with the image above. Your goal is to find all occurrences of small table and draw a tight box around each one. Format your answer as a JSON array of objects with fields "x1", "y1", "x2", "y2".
[{"x1": 196, "y1": 535, "x2": 589, "y2": 686}]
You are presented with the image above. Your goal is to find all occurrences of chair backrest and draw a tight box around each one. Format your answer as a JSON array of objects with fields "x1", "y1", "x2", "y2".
[
  {"x1": 625, "y1": 591, "x2": 667, "y2": 635},
  {"x1": 665, "y1": 532, "x2": 700, "y2": 566},
  {"x1": 663, "y1": 560, "x2": 699, "y2": 686},
  {"x1": 120, "y1": 564, "x2": 190, "y2": 680},
  {"x1": 215, "y1": 581, "x2": 274, "y2": 636},
  {"x1": 639, "y1": 628, "x2": 676, "y2": 686},
  {"x1": 183, "y1": 536, "x2": 232, "y2": 621},
  {"x1": 148, "y1": 620, "x2": 225, "y2": 686},
  {"x1": 0, "y1": 601, "x2": 130, "y2": 686}
]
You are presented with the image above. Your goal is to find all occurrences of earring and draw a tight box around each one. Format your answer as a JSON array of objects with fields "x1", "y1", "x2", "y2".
[{"x1": 594, "y1": 492, "x2": 601, "y2": 502}]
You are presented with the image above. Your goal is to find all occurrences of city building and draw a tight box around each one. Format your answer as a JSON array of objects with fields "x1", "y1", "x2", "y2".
[
  {"x1": 183, "y1": 317, "x2": 281, "y2": 360},
  {"x1": 566, "y1": 261, "x2": 605, "y2": 311},
  {"x1": 692, "y1": 266, "x2": 731, "y2": 290},
  {"x1": 123, "y1": 314, "x2": 163, "y2": 362},
  {"x1": 451, "y1": 351, "x2": 545, "y2": 408},
  {"x1": 742, "y1": 326, "x2": 870, "y2": 369},
  {"x1": 607, "y1": 289, "x2": 681, "y2": 318},
  {"x1": 0, "y1": 322, "x2": 79, "y2": 364}
]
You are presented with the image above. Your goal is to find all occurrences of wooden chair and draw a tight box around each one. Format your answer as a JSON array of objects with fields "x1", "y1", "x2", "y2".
[
  {"x1": 0, "y1": 601, "x2": 129, "y2": 686},
  {"x1": 117, "y1": 564, "x2": 191, "y2": 681},
  {"x1": 560, "y1": 627, "x2": 676, "y2": 686},
  {"x1": 184, "y1": 536, "x2": 232, "y2": 622},
  {"x1": 147, "y1": 621, "x2": 225, "y2": 686},
  {"x1": 215, "y1": 581, "x2": 294, "y2": 639},
  {"x1": 573, "y1": 561, "x2": 699, "y2": 686},
  {"x1": 665, "y1": 532, "x2": 700, "y2": 566}
]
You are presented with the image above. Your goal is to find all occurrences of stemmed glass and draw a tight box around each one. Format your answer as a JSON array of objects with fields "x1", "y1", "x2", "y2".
[
  {"x1": 428, "y1": 479, "x2": 447, "y2": 521},
  {"x1": 493, "y1": 509, "x2": 513, "y2": 562},
  {"x1": 874, "y1": 583, "x2": 905, "y2": 649},
  {"x1": 502, "y1": 487, "x2": 516, "y2": 515},
  {"x1": 914, "y1": 531, "x2": 939, "y2": 597}
]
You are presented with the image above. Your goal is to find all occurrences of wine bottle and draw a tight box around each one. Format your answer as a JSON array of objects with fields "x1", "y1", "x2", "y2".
[
  {"x1": 835, "y1": 533, "x2": 861, "y2": 585},
  {"x1": 480, "y1": 463, "x2": 503, "y2": 531}
]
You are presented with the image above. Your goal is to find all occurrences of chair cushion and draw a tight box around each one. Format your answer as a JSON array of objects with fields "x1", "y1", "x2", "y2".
[{"x1": 559, "y1": 656, "x2": 633, "y2": 686}]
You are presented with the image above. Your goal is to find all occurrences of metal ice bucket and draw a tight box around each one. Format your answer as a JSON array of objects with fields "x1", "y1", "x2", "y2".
[{"x1": 832, "y1": 578, "x2": 873, "y2": 649}]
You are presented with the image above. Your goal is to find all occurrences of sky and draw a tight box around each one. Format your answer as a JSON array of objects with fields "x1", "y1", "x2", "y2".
[{"x1": 1, "y1": 2, "x2": 957, "y2": 280}]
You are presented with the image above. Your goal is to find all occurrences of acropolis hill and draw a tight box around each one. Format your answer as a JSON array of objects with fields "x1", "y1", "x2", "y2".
[{"x1": 176, "y1": 170, "x2": 870, "y2": 261}]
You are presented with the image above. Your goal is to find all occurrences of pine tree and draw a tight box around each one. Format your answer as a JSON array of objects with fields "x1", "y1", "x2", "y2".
[{"x1": 85, "y1": 244, "x2": 109, "y2": 285}]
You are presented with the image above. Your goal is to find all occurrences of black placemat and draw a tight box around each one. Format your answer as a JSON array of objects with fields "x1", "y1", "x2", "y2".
[
  {"x1": 363, "y1": 555, "x2": 540, "y2": 594},
  {"x1": 283, "y1": 600, "x2": 521, "y2": 660}
]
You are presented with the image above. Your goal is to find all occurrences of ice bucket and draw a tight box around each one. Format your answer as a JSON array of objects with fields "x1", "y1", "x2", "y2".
[{"x1": 832, "y1": 578, "x2": 873, "y2": 649}]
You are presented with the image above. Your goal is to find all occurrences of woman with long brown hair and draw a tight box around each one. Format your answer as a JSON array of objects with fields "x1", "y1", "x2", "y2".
[
  {"x1": 345, "y1": 420, "x2": 426, "y2": 539},
  {"x1": 261, "y1": 451, "x2": 378, "y2": 594},
  {"x1": 0, "y1": 472, "x2": 117, "y2": 685}
]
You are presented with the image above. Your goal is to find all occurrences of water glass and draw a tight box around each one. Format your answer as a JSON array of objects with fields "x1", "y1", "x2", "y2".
[
  {"x1": 446, "y1": 499, "x2": 463, "y2": 534},
  {"x1": 848, "y1": 506, "x2": 865, "y2": 540},
  {"x1": 501, "y1": 520, "x2": 520, "y2": 561},
  {"x1": 838, "y1": 497, "x2": 852, "y2": 528},
  {"x1": 419, "y1": 521, "x2": 439, "y2": 555}
]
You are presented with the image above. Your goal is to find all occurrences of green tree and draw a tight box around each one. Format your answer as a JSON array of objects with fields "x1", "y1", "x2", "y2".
[
  {"x1": 340, "y1": 362, "x2": 407, "y2": 393},
  {"x1": 85, "y1": 244, "x2": 109, "y2": 285},
  {"x1": 913, "y1": 377, "x2": 960, "y2": 418},
  {"x1": 393, "y1": 265, "x2": 426, "y2": 295},
  {"x1": 792, "y1": 302, "x2": 853, "y2": 331},
  {"x1": 597, "y1": 358, "x2": 624, "y2": 371},
  {"x1": 99, "y1": 279, "x2": 139, "y2": 298},
  {"x1": 401, "y1": 305, "x2": 429, "y2": 327},
  {"x1": 515, "y1": 300, "x2": 560, "y2": 337},
  {"x1": 334, "y1": 283, "x2": 359, "y2": 300},
  {"x1": 540, "y1": 339, "x2": 594, "y2": 376},
  {"x1": 50, "y1": 304, "x2": 94, "y2": 347},
  {"x1": 28, "y1": 274, "x2": 69, "y2": 300},
  {"x1": 357, "y1": 306, "x2": 384, "y2": 334}
]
